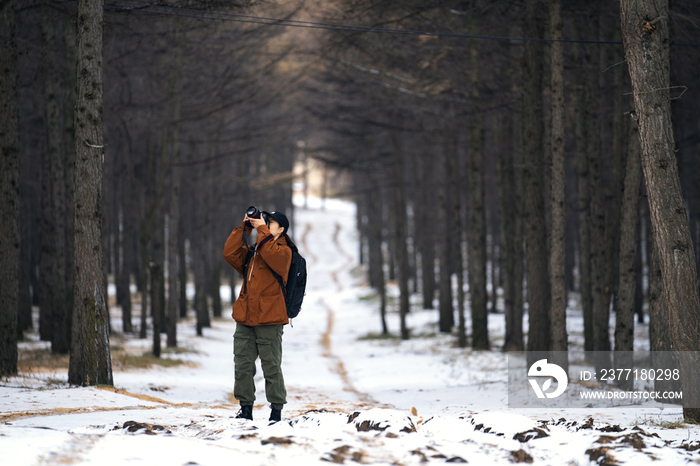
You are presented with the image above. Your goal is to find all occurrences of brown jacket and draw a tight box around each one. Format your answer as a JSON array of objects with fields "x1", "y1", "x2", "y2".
[{"x1": 223, "y1": 221, "x2": 292, "y2": 326}]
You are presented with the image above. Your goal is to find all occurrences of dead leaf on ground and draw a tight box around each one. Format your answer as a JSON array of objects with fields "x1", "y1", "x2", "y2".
[
  {"x1": 261, "y1": 436, "x2": 294, "y2": 446},
  {"x1": 511, "y1": 449, "x2": 534, "y2": 463}
]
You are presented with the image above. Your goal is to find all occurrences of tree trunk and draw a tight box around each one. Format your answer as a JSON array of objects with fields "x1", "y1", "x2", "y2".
[
  {"x1": 68, "y1": 0, "x2": 113, "y2": 387},
  {"x1": 370, "y1": 191, "x2": 388, "y2": 334},
  {"x1": 42, "y1": 4, "x2": 70, "y2": 354},
  {"x1": 18, "y1": 223, "x2": 33, "y2": 337},
  {"x1": 116, "y1": 199, "x2": 133, "y2": 333},
  {"x1": 166, "y1": 38, "x2": 183, "y2": 346},
  {"x1": 575, "y1": 52, "x2": 594, "y2": 352},
  {"x1": 138, "y1": 225, "x2": 150, "y2": 339},
  {"x1": 522, "y1": 0, "x2": 550, "y2": 358},
  {"x1": 584, "y1": 1, "x2": 611, "y2": 366},
  {"x1": 620, "y1": 0, "x2": 700, "y2": 421},
  {"x1": 62, "y1": 22, "x2": 77, "y2": 352},
  {"x1": 194, "y1": 241, "x2": 210, "y2": 336},
  {"x1": 648, "y1": 235, "x2": 681, "y2": 397},
  {"x1": 208, "y1": 137, "x2": 223, "y2": 320},
  {"x1": 446, "y1": 131, "x2": 464, "y2": 348},
  {"x1": 0, "y1": 0, "x2": 20, "y2": 377},
  {"x1": 488, "y1": 230, "x2": 498, "y2": 315},
  {"x1": 549, "y1": 0, "x2": 568, "y2": 370},
  {"x1": 614, "y1": 111, "x2": 642, "y2": 390},
  {"x1": 648, "y1": 237, "x2": 666, "y2": 355},
  {"x1": 210, "y1": 264, "x2": 223, "y2": 319},
  {"x1": 468, "y1": 125, "x2": 488, "y2": 350},
  {"x1": 390, "y1": 131, "x2": 409, "y2": 340},
  {"x1": 608, "y1": 29, "x2": 626, "y2": 324},
  {"x1": 39, "y1": 132, "x2": 53, "y2": 342},
  {"x1": 496, "y1": 112, "x2": 524, "y2": 352},
  {"x1": 151, "y1": 214, "x2": 164, "y2": 357},
  {"x1": 437, "y1": 132, "x2": 454, "y2": 333},
  {"x1": 366, "y1": 151, "x2": 388, "y2": 334},
  {"x1": 416, "y1": 148, "x2": 435, "y2": 309},
  {"x1": 137, "y1": 131, "x2": 167, "y2": 339},
  {"x1": 178, "y1": 214, "x2": 188, "y2": 319}
]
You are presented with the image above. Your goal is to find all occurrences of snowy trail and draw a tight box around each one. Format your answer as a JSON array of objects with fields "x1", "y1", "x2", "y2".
[
  {"x1": 314, "y1": 221, "x2": 377, "y2": 406},
  {"x1": 2, "y1": 197, "x2": 700, "y2": 466},
  {"x1": 284, "y1": 210, "x2": 379, "y2": 414}
]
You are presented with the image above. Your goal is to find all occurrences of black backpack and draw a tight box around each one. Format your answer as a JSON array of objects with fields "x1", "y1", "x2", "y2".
[
  {"x1": 243, "y1": 239, "x2": 307, "y2": 320},
  {"x1": 272, "y1": 246, "x2": 307, "y2": 320}
]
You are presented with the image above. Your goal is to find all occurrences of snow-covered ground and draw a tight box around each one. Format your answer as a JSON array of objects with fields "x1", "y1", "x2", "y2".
[{"x1": 2, "y1": 195, "x2": 699, "y2": 465}]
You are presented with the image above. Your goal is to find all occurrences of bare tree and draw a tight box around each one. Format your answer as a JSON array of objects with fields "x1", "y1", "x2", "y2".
[
  {"x1": 166, "y1": 30, "x2": 184, "y2": 348},
  {"x1": 468, "y1": 124, "x2": 488, "y2": 350},
  {"x1": 549, "y1": 0, "x2": 567, "y2": 370},
  {"x1": 390, "y1": 130, "x2": 409, "y2": 340},
  {"x1": 0, "y1": 0, "x2": 20, "y2": 377},
  {"x1": 41, "y1": 3, "x2": 70, "y2": 354},
  {"x1": 522, "y1": 0, "x2": 551, "y2": 358},
  {"x1": 437, "y1": 133, "x2": 454, "y2": 333},
  {"x1": 620, "y1": 0, "x2": 700, "y2": 422},
  {"x1": 68, "y1": 0, "x2": 113, "y2": 387},
  {"x1": 496, "y1": 112, "x2": 524, "y2": 352},
  {"x1": 613, "y1": 111, "x2": 641, "y2": 390}
]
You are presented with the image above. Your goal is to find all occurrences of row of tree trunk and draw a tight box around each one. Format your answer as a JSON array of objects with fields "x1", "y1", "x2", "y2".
[
  {"x1": 1, "y1": 0, "x2": 300, "y2": 381},
  {"x1": 1, "y1": 0, "x2": 698, "y2": 422},
  {"x1": 313, "y1": 0, "x2": 700, "y2": 421}
]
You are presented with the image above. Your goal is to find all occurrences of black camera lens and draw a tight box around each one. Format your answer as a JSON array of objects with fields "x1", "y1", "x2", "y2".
[{"x1": 246, "y1": 206, "x2": 260, "y2": 219}]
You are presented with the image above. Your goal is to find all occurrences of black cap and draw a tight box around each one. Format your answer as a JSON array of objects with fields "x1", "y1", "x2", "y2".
[{"x1": 266, "y1": 211, "x2": 289, "y2": 235}]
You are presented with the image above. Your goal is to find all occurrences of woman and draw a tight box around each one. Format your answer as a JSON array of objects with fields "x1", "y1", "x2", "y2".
[{"x1": 222, "y1": 209, "x2": 291, "y2": 423}]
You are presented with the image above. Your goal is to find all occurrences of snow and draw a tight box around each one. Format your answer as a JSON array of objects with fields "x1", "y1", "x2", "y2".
[{"x1": 2, "y1": 194, "x2": 699, "y2": 465}]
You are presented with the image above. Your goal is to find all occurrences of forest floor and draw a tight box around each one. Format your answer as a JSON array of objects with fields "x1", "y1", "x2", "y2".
[{"x1": 2, "y1": 195, "x2": 700, "y2": 465}]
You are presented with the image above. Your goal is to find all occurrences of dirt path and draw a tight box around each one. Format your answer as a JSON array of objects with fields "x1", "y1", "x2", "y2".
[{"x1": 303, "y1": 221, "x2": 377, "y2": 407}]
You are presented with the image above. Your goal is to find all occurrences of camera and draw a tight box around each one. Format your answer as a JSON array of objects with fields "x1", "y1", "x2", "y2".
[
  {"x1": 245, "y1": 205, "x2": 268, "y2": 227},
  {"x1": 246, "y1": 205, "x2": 261, "y2": 219}
]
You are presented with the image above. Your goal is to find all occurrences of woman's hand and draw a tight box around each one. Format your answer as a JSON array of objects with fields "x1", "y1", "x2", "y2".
[{"x1": 244, "y1": 214, "x2": 266, "y2": 229}]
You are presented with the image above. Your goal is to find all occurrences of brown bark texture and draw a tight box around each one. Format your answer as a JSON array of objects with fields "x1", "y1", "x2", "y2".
[
  {"x1": 68, "y1": 0, "x2": 113, "y2": 387},
  {"x1": 390, "y1": 131, "x2": 409, "y2": 340},
  {"x1": 437, "y1": 133, "x2": 453, "y2": 333},
  {"x1": 0, "y1": 0, "x2": 20, "y2": 377},
  {"x1": 620, "y1": 0, "x2": 700, "y2": 420},
  {"x1": 613, "y1": 112, "x2": 641, "y2": 391},
  {"x1": 42, "y1": 4, "x2": 70, "y2": 354},
  {"x1": 548, "y1": 0, "x2": 568, "y2": 360},
  {"x1": 522, "y1": 0, "x2": 551, "y2": 356},
  {"x1": 367, "y1": 163, "x2": 388, "y2": 334},
  {"x1": 614, "y1": 113, "x2": 642, "y2": 354},
  {"x1": 166, "y1": 40, "x2": 183, "y2": 348},
  {"x1": 468, "y1": 126, "x2": 489, "y2": 350},
  {"x1": 453, "y1": 132, "x2": 466, "y2": 349},
  {"x1": 585, "y1": 3, "x2": 611, "y2": 359},
  {"x1": 416, "y1": 149, "x2": 435, "y2": 310},
  {"x1": 575, "y1": 70, "x2": 593, "y2": 352},
  {"x1": 648, "y1": 236, "x2": 682, "y2": 396},
  {"x1": 496, "y1": 122, "x2": 524, "y2": 351}
]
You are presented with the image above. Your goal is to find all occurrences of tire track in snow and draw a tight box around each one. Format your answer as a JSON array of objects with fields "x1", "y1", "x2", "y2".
[
  {"x1": 303, "y1": 220, "x2": 376, "y2": 406},
  {"x1": 298, "y1": 222, "x2": 316, "y2": 263},
  {"x1": 318, "y1": 297, "x2": 375, "y2": 405},
  {"x1": 329, "y1": 223, "x2": 354, "y2": 290}
]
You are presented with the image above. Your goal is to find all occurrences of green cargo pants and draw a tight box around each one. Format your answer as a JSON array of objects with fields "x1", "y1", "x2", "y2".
[{"x1": 233, "y1": 323, "x2": 287, "y2": 410}]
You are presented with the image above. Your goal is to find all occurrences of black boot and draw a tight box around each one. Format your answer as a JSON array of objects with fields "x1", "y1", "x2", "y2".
[
  {"x1": 236, "y1": 405, "x2": 253, "y2": 420},
  {"x1": 269, "y1": 407, "x2": 282, "y2": 423}
]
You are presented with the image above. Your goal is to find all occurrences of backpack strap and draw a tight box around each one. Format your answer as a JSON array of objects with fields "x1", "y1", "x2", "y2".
[
  {"x1": 265, "y1": 242, "x2": 296, "y2": 303},
  {"x1": 269, "y1": 252, "x2": 290, "y2": 326},
  {"x1": 270, "y1": 243, "x2": 293, "y2": 299},
  {"x1": 270, "y1": 269, "x2": 286, "y2": 298},
  {"x1": 241, "y1": 249, "x2": 254, "y2": 295}
]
